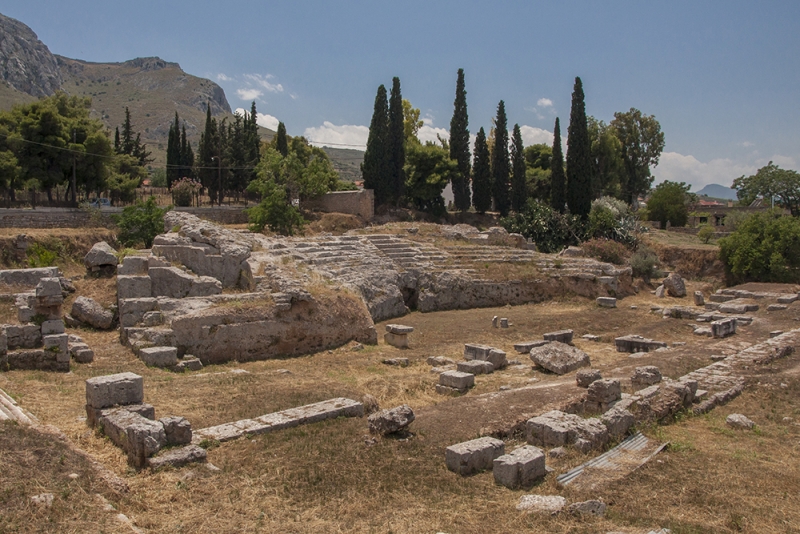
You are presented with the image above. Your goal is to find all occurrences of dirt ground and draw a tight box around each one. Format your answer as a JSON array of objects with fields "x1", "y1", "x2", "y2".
[{"x1": 2, "y1": 271, "x2": 800, "y2": 532}]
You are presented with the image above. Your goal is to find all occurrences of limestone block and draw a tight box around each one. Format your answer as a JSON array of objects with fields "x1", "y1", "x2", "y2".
[
  {"x1": 596, "y1": 296, "x2": 617, "y2": 308},
  {"x1": 693, "y1": 291, "x2": 705, "y2": 306},
  {"x1": 43, "y1": 334, "x2": 69, "y2": 363},
  {"x1": 457, "y1": 360, "x2": 494, "y2": 375},
  {"x1": 119, "y1": 298, "x2": 158, "y2": 327},
  {"x1": 662, "y1": 272, "x2": 686, "y2": 297},
  {"x1": 381, "y1": 357, "x2": 409, "y2": 367},
  {"x1": 439, "y1": 370, "x2": 474, "y2": 391},
  {"x1": 149, "y1": 267, "x2": 195, "y2": 298},
  {"x1": 777, "y1": 294, "x2": 798, "y2": 304},
  {"x1": 368, "y1": 404, "x2": 415, "y2": 435},
  {"x1": 148, "y1": 444, "x2": 207, "y2": 469},
  {"x1": 526, "y1": 410, "x2": 608, "y2": 451},
  {"x1": 99, "y1": 409, "x2": 166, "y2": 468},
  {"x1": 581, "y1": 334, "x2": 601, "y2": 342},
  {"x1": 17, "y1": 306, "x2": 35, "y2": 323},
  {"x1": 614, "y1": 335, "x2": 667, "y2": 353},
  {"x1": 5, "y1": 324, "x2": 41, "y2": 349},
  {"x1": 5, "y1": 348, "x2": 67, "y2": 372},
  {"x1": 117, "y1": 255, "x2": 149, "y2": 276},
  {"x1": 601, "y1": 407, "x2": 635, "y2": 438},
  {"x1": 35, "y1": 277, "x2": 62, "y2": 298},
  {"x1": 631, "y1": 366, "x2": 662, "y2": 387},
  {"x1": 172, "y1": 356, "x2": 203, "y2": 372},
  {"x1": 568, "y1": 500, "x2": 607, "y2": 517},
  {"x1": 709, "y1": 293, "x2": 736, "y2": 303},
  {"x1": 142, "y1": 311, "x2": 164, "y2": 327},
  {"x1": 160, "y1": 416, "x2": 192, "y2": 445},
  {"x1": 385, "y1": 324, "x2": 414, "y2": 335},
  {"x1": 499, "y1": 318, "x2": 509, "y2": 328},
  {"x1": 711, "y1": 317, "x2": 737, "y2": 338},
  {"x1": 493, "y1": 445, "x2": 546, "y2": 489},
  {"x1": 384, "y1": 332, "x2": 409, "y2": 349},
  {"x1": 719, "y1": 301, "x2": 758, "y2": 314},
  {"x1": 529, "y1": 341, "x2": 590, "y2": 375},
  {"x1": 117, "y1": 276, "x2": 152, "y2": 300},
  {"x1": 427, "y1": 356, "x2": 455, "y2": 366},
  {"x1": 513, "y1": 340, "x2": 550, "y2": 353},
  {"x1": 87, "y1": 403, "x2": 155, "y2": 428},
  {"x1": 73, "y1": 348, "x2": 95, "y2": 364},
  {"x1": 486, "y1": 349, "x2": 508, "y2": 370},
  {"x1": 0, "y1": 328, "x2": 6, "y2": 354},
  {"x1": 445, "y1": 436, "x2": 505, "y2": 475},
  {"x1": 543, "y1": 329, "x2": 573, "y2": 344},
  {"x1": 187, "y1": 276, "x2": 222, "y2": 297},
  {"x1": 767, "y1": 304, "x2": 787, "y2": 312},
  {"x1": 84, "y1": 241, "x2": 118, "y2": 269},
  {"x1": 587, "y1": 379, "x2": 622, "y2": 406},
  {"x1": 0, "y1": 266, "x2": 59, "y2": 287},
  {"x1": 516, "y1": 494, "x2": 567, "y2": 514},
  {"x1": 464, "y1": 343, "x2": 492, "y2": 360},
  {"x1": 85, "y1": 372, "x2": 143, "y2": 409},
  {"x1": 726, "y1": 413, "x2": 755, "y2": 430},
  {"x1": 71, "y1": 296, "x2": 114, "y2": 330},
  {"x1": 139, "y1": 346, "x2": 179, "y2": 368},
  {"x1": 576, "y1": 369, "x2": 601, "y2": 388},
  {"x1": 654, "y1": 285, "x2": 666, "y2": 298},
  {"x1": 41, "y1": 319, "x2": 65, "y2": 335}
]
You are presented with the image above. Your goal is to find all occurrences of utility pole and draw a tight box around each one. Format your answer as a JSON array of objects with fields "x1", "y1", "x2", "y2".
[{"x1": 72, "y1": 129, "x2": 77, "y2": 206}]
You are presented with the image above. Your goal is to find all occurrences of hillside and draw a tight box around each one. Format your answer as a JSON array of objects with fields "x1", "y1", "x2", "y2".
[
  {"x1": 696, "y1": 183, "x2": 737, "y2": 200},
  {"x1": 321, "y1": 146, "x2": 364, "y2": 182}
]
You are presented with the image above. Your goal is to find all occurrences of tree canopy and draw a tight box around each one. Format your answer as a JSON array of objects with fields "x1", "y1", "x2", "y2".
[
  {"x1": 491, "y1": 100, "x2": 511, "y2": 216},
  {"x1": 404, "y1": 142, "x2": 456, "y2": 216},
  {"x1": 566, "y1": 77, "x2": 592, "y2": 219},
  {"x1": 362, "y1": 85, "x2": 390, "y2": 206},
  {"x1": 387, "y1": 77, "x2": 406, "y2": 205},
  {"x1": 611, "y1": 108, "x2": 665, "y2": 205},
  {"x1": 732, "y1": 162, "x2": 800, "y2": 216},
  {"x1": 646, "y1": 180, "x2": 692, "y2": 228},
  {"x1": 472, "y1": 127, "x2": 492, "y2": 214}
]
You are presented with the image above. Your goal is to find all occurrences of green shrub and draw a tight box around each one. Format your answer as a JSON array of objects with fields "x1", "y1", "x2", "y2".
[
  {"x1": 630, "y1": 245, "x2": 661, "y2": 281},
  {"x1": 170, "y1": 177, "x2": 202, "y2": 207},
  {"x1": 719, "y1": 209, "x2": 800, "y2": 284},
  {"x1": 588, "y1": 196, "x2": 644, "y2": 248},
  {"x1": 113, "y1": 196, "x2": 171, "y2": 249},
  {"x1": 500, "y1": 199, "x2": 586, "y2": 253},
  {"x1": 720, "y1": 210, "x2": 751, "y2": 232},
  {"x1": 581, "y1": 238, "x2": 629, "y2": 265},
  {"x1": 646, "y1": 180, "x2": 692, "y2": 228},
  {"x1": 697, "y1": 225, "x2": 715, "y2": 244},
  {"x1": 26, "y1": 243, "x2": 58, "y2": 267},
  {"x1": 245, "y1": 181, "x2": 305, "y2": 236}
]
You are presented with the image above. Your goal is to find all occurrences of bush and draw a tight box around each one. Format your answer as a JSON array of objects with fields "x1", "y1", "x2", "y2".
[
  {"x1": 246, "y1": 181, "x2": 305, "y2": 236},
  {"x1": 113, "y1": 196, "x2": 171, "y2": 248},
  {"x1": 501, "y1": 199, "x2": 585, "y2": 253},
  {"x1": 720, "y1": 210, "x2": 751, "y2": 232},
  {"x1": 581, "y1": 238, "x2": 629, "y2": 265},
  {"x1": 646, "y1": 180, "x2": 692, "y2": 228},
  {"x1": 630, "y1": 245, "x2": 661, "y2": 281},
  {"x1": 170, "y1": 177, "x2": 202, "y2": 207},
  {"x1": 697, "y1": 225, "x2": 715, "y2": 244},
  {"x1": 26, "y1": 243, "x2": 58, "y2": 267},
  {"x1": 588, "y1": 196, "x2": 644, "y2": 248},
  {"x1": 719, "y1": 209, "x2": 800, "y2": 284}
]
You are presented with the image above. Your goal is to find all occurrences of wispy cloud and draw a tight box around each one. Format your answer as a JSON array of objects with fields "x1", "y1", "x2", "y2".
[
  {"x1": 234, "y1": 107, "x2": 280, "y2": 131},
  {"x1": 537, "y1": 98, "x2": 553, "y2": 108},
  {"x1": 244, "y1": 73, "x2": 284, "y2": 94},
  {"x1": 303, "y1": 122, "x2": 370, "y2": 149},
  {"x1": 216, "y1": 73, "x2": 232, "y2": 82},
  {"x1": 236, "y1": 88, "x2": 263, "y2": 101},
  {"x1": 740, "y1": 141, "x2": 754, "y2": 148}
]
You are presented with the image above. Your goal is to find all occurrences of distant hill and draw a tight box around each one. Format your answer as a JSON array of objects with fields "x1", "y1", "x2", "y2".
[
  {"x1": 320, "y1": 146, "x2": 364, "y2": 182},
  {"x1": 696, "y1": 183, "x2": 737, "y2": 200}
]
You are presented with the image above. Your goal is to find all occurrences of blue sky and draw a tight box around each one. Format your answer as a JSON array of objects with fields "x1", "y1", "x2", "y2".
[{"x1": 3, "y1": 0, "x2": 799, "y2": 190}]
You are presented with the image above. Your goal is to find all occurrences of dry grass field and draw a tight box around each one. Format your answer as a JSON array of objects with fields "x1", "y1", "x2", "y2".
[{"x1": 2, "y1": 267, "x2": 800, "y2": 533}]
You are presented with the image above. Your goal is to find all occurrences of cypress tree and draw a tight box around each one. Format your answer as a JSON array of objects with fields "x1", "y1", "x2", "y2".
[
  {"x1": 198, "y1": 102, "x2": 220, "y2": 201},
  {"x1": 387, "y1": 77, "x2": 405, "y2": 205},
  {"x1": 449, "y1": 68, "x2": 471, "y2": 211},
  {"x1": 472, "y1": 127, "x2": 492, "y2": 214},
  {"x1": 491, "y1": 100, "x2": 510, "y2": 216},
  {"x1": 510, "y1": 124, "x2": 527, "y2": 212},
  {"x1": 114, "y1": 127, "x2": 121, "y2": 153},
  {"x1": 166, "y1": 112, "x2": 180, "y2": 188},
  {"x1": 180, "y1": 124, "x2": 194, "y2": 179},
  {"x1": 550, "y1": 117, "x2": 566, "y2": 213},
  {"x1": 566, "y1": 77, "x2": 592, "y2": 218},
  {"x1": 121, "y1": 107, "x2": 134, "y2": 155},
  {"x1": 276, "y1": 122, "x2": 288, "y2": 157},
  {"x1": 361, "y1": 85, "x2": 390, "y2": 206}
]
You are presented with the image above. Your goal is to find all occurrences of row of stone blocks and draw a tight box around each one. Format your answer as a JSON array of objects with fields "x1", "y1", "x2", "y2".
[
  {"x1": 445, "y1": 437, "x2": 547, "y2": 489},
  {"x1": 85, "y1": 372, "x2": 205, "y2": 469},
  {"x1": 436, "y1": 343, "x2": 509, "y2": 394},
  {"x1": 117, "y1": 254, "x2": 223, "y2": 300}
]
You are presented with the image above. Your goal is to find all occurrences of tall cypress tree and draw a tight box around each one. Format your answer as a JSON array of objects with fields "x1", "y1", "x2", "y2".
[
  {"x1": 276, "y1": 122, "x2": 288, "y2": 157},
  {"x1": 180, "y1": 124, "x2": 194, "y2": 179},
  {"x1": 510, "y1": 123, "x2": 526, "y2": 212},
  {"x1": 114, "y1": 127, "x2": 121, "y2": 153},
  {"x1": 550, "y1": 117, "x2": 566, "y2": 213},
  {"x1": 566, "y1": 76, "x2": 592, "y2": 218},
  {"x1": 387, "y1": 76, "x2": 405, "y2": 206},
  {"x1": 491, "y1": 100, "x2": 511, "y2": 216},
  {"x1": 449, "y1": 68, "x2": 471, "y2": 211},
  {"x1": 472, "y1": 127, "x2": 492, "y2": 214},
  {"x1": 197, "y1": 102, "x2": 220, "y2": 202},
  {"x1": 361, "y1": 84, "x2": 390, "y2": 206},
  {"x1": 120, "y1": 107, "x2": 134, "y2": 155},
  {"x1": 166, "y1": 112, "x2": 180, "y2": 187}
]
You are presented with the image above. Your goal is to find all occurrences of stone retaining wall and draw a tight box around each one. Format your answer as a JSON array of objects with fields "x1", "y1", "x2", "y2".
[
  {"x1": 0, "y1": 206, "x2": 248, "y2": 229},
  {"x1": 302, "y1": 189, "x2": 374, "y2": 221}
]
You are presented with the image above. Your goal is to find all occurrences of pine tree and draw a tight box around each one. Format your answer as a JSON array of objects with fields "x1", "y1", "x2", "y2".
[
  {"x1": 387, "y1": 77, "x2": 405, "y2": 205},
  {"x1": 361, "y1": 85, "x2": 390, "y2": 206},
  {"x1": 491, "y1": 100, "x2": 511, "y2": 216},
  {"x1": 511, "y1": 124, "x2": 527, "y2": 212},
  {"x1": 550, "y1": 117, "x2": 566, "y2": 213},
  {"x1": 472, "y1": 127, "x2": 492, "y2": 214},
  {"x1": 276, "y1": 122, "x2": 288, "y2": 157},
  {"x1": 566, "y1": 77, "x2": 592, "y2": 218},
  {"x1": 449, "y1": 68, "x2": 471, "y2": 211}
]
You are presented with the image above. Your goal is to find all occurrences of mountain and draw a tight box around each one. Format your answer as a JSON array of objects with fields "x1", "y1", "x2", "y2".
[
  {"x1": 0, "y1": 12, "x2": 273, "y2": 167},
  {"x1": 695, "y1": 183, "x2": 737, "y2": 200},
  {"x1": 320, "y1": 146, "x2": 364, "y2": 182}
]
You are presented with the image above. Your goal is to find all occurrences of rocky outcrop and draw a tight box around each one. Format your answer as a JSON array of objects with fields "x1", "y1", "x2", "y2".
[{"x1": 0, "y1": 13, "x2": 62, "y2": 97}]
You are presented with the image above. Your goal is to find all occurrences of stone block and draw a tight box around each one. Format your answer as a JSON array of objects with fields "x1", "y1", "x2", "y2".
[
  {"x1": 188, "y1": 276, "x2": 222, "y2": 297},
  {"x1": 711, "y1": 317, "x2": 737, "y2": 338},
  {"x1": 516, "y1": 494, "x2": 567, "y2": 514},
  {"x1": 777, "y1": 294, "x2": 798, "y2": 304},
  {"x1": 439, "y1": 370, "x2": 474, "y2": 391},
  {"x1": 73, "y1": 347, "x2": 94, "y2": 363},
  {"x1": 601, "y1": 407, "x2": 635, "y2": 438},
  {"x1": 385, "y1": 324, "x2": 414, "y2": 335},
  {"x1": 726, "y1": 413, "x2": 755, "y2": 430},
  {"x1": 426, "y1": 356, "x2": 455, "y2": 366},
  {"x1": 43, "y1": 334, "x2": 69, "y2": 362},
  {"x1": 368, "y1": 404, "x2": 415, "y2": 435},
  {"x1": 117, "y1": 255, "x2": 149, "y2": 276},
  {"x1": 0, "y1": 328, "x2": 6, "y2": 354},
  {"x1": 767, "y1": 304, "x2": 787, "y2": 312},
  {"x1": 587, "y1": 379, "x2": 622, "y2": 406},
  {"x1": 17, "y1": 306, "x2": 35, "y2": 323},
  {"x1": 160, "y1": 416, "x2": 192, "y2": 445},
  {"x1": 543, "y1": 329, "x2": 573, "y2": 344},
  {"x1": 719, "y1": 302, "x2": 758, "y2": 314},
  {"x1": 576, "y1": 369, "x2": 602, "y2": 388},
  {"x1": 41, "y1": 319, "x2": 65, "y2": 335},
  {"x1": 87, "y1": 403, "x2": 155, "y2": 428},
  {"x1": 84, "y1": 241, "x2": 118, "y2": 270},
  {"x1": 5, "y1": 348, "x2": 67, "y2": 372},
  {"x1": 384, "y1": 332, "x2": 409, "y2": 349},
  {"x1": 172, "y1": 356, "x2": 203, "y2": 372},
  {"x1": 631, "y1": 366, "x2": 662, "y2": 387},
  {"x1": 654, "y1": 285, "x2": 666, "y2": 298},
  {"x1": 581, "y1": 334, "x2": 601, "y2": 342},
  {"x1": 709, "y1": 293, "x2": 736, "y2": 303},
  {"x1": 693, "y1": 291, "x2": 705, "y2": 306},
  {"x1": 486, "y1": 349, "x2": 508, "y2": 369},
  {"x1": 464, "y1": 343, "x2": 493, "y2": 360},
  {"x1": 117, "y1": 276, "x2": 152, "y2": 299},
  {"x1": 445, "y1": 436, "x2": 505, "y2": 475},
  {"x1": 499, "y1": 318, "x2": 509, "y2": 328},
  {"x1": 148, "y1": 444, "x2": 207, "y2": 470},
  {"x1": 99, "y1": 409, "x2": 166, "y2": 468},
  {"x1": 493, "y1": 445, "x2": 546, "y2": 489},
  {"x1": 529, "y1": 341, "x2": 590, "y2": 375},
  {"x1": 457, "y1": 360, "x2": 494, "y2": 375},
  {"x1": 139, "y1": 346, "x2": 179, "y2": 368},
  {"x1": 71, "y1": 296, "x2": 114, "y2": 330},
  {"x1": 770, "y1": 330, "x2": 784, "y2": 338},
  {"x1": 513, "y1": 340, "x2": 550, "y2": 353},
  {"x1": 662, "y1": 272, "x2": 686, "y2": 297},
  {"x1": 435, "y1": 384, "x2": 464, "y2": 395},
  {"x1": 596, "y1": 297, "x2": 617, "y2": 308},
  {"x1": 527, "y1": 410, "x2": 608, "y2": 451},
  {"x1": 149, "y1": 267, "x2": 196, "y2": 298},
  {"x1": 568, "y1": 500, "x2": 607, "y2": 517},
  {"x1": 118, "y1": 298, "x2": 158, "y2": 327},
  {"x1": 85, "y1": 372, "x2": 144, "y2": 409},
  {"x1": 142, "y1": 311, "x2": 164, "y2": 327},
  {"x1": 381, "y1": 357, "x2": 409, "y2": 367},
  {"x1": 5, "y1": 324, "x2": 42, "y2": 349},
  {"x1": 614, "y1": 335, "x2": 667, "y2": 353},
  {"x1": 0, "y1": 266, "x2": 59, "y2": 287},
  {"x1": 35, "y1": 277, "x2": 62, "y2": 298}
]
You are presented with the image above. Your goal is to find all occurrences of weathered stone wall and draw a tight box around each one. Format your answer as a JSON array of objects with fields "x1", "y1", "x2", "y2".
[
  {"x1": 302, "y1": 189, "x2": 374, "y2": 221},
  {"x1": 0, "y1": 206, "x2": 248, "y2": 229}
]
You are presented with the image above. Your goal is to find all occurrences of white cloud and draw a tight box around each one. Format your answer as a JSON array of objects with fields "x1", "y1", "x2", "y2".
[
  {"x1": 216, "y1": 73, "x2": 232, "y2": 82},
  {"x1": 235, "y1": 108, "x2": 280, "y2": 131},
  {"x1": 518, "y1": 125, "x2": 555, "y2": 146},
  {"x1": 236, "y1": 88, "x2": 263, "y2": 101},
  {"x1": 303, "y1": 122, "x2": 369, "y2": 149},
  {"x1": 740, "y1": 141, "x2": 754, "y2": 148},
  {"x1": 418, "y1": 125, "x2": 449, "y2": 146},
  {"x1": 244, "y1": 73, "x2": 284, "y2": 93},
  {"x1": 537, "y1": 98, "x2": 553, "y2": 108},
  {"x1": 654, "y1": 152, "x2": 756, "y2": 190}
]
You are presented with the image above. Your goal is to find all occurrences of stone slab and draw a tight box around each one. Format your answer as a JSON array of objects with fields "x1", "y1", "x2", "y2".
[
  {"x1": 513, "y1": 340, "x2": 550, "y2": 353},
  {"x1": 439, "y1": 370, "x2": 475, "y2": 391},
  {"x1": 711, "y1": 317, "x2": 737, "y2": 338},
  {"x1": 529, "y1": 341, "x2": 590, "y2": 375},
  {"x1": 0, "y1": 267, "x2": 59, "y2": 287},
  {"x1": 85, "y1": 372, "x2": 144, "y2": 409},
  {"x1": 596, "y1": 297, "x2": 617, "y2": 308},
  {"x1": 147, "y1": 444, "x2": 207, "y2": 470},
  {"x1": 493, "y1": 445, "x2": 546, "y2": 489},
  {"x1": 117, "y1": 276, "x2": 152, "y2": 300},
  {"x1": 457, "y1": 360, "x2": 494, "y2": 375},
  {"x1": 385, "y1": 324, "x2": 414, "y2": 335},
  {"x1": 445, "y1": 436, "x2": 505, "y2": 476},
  {"x1": 543, "y1": 329, "x2": 574, "y2": 344},
  {"x1": 139, "y1": 346, "x2": 179, "y2": 368},
  {"x1": 384, "y1": 332, "x2": 409, "y2": 349},
  {"x1": 615, "y1": 335, "x2": 667, "y2": 353}
]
